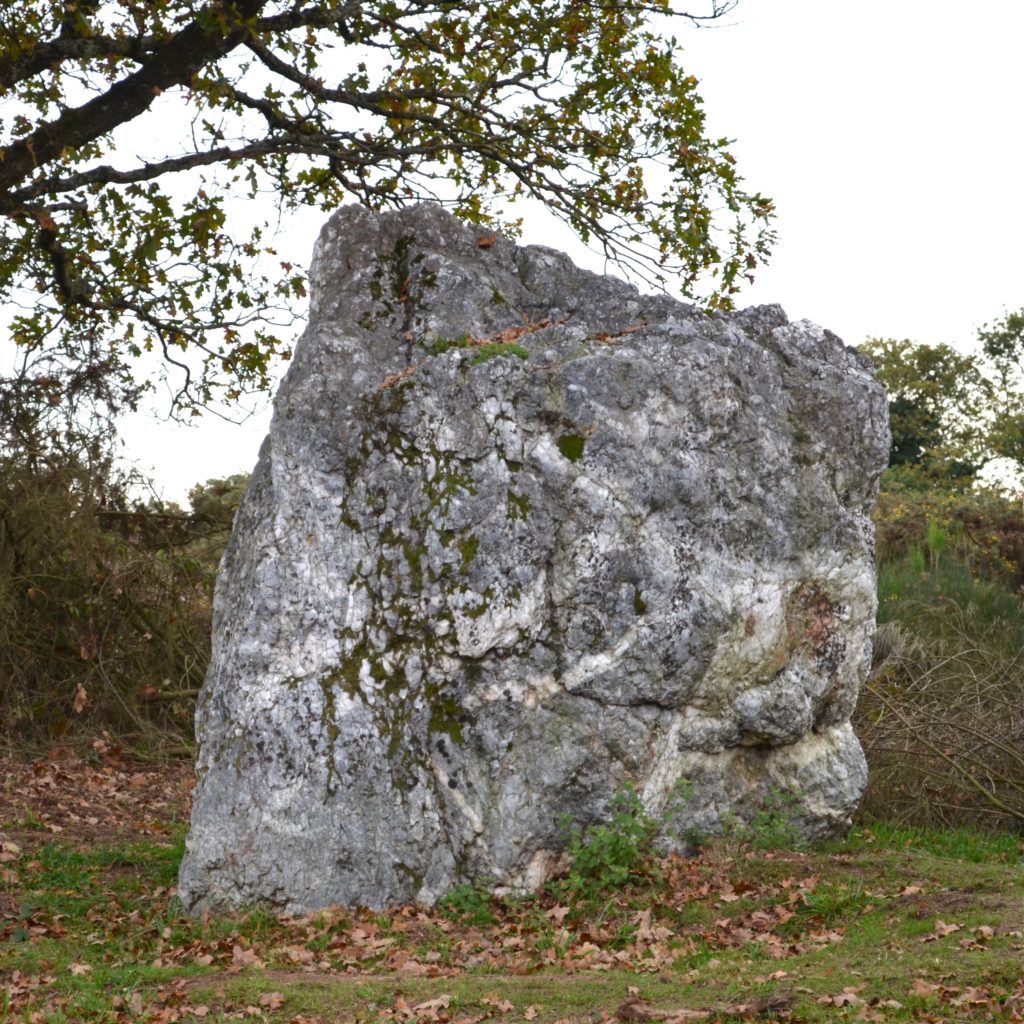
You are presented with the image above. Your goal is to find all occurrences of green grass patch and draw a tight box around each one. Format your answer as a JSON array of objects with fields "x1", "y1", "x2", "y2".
[
  {"x1": 846, "y1": 822, "x2": 1024, "y2": 863},
  {"x1": 4, "y1": 816, "x2": 1024, "y2": 1022}
]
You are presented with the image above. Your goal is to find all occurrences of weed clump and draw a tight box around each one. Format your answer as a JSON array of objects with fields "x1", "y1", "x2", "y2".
[{"x1": 542, "y1": 785, "x2": 668, "y2": 912}]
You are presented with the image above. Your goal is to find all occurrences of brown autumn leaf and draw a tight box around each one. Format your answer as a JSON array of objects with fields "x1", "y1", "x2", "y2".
[
  {"x1": 412, "y1": 994, "x2": 452, "y2": 1017},
  {"x1": 231, "y1": 943, "x2": 265, "y2": 968},
  {"x1": 477, "y1": 233, "x2": 498, "y2": 248},
  {"x1": 922, "y1": 919, "x2": 961, "y2": 942},
  {"x1": 910, "y1": 978, "x2": 939, "y2": 997},
  {"x1": 617, "y1": 997, "x2": 665, "y2": 1021},
  {"x1": 69, "y1": 962, "x2": 92, "y2": 975},
  {"x1": 952, "y1": 987, "x2": 991, "y2": 1007},
  {"x1": 379, "y1": 364, "x2": 417, "y2": 390},
  {"x1": 259, "y1": 992, "x2": 286, "y2": 1010},
  {"x1": 72, "y1": 683, "x2": 88, "y2": 714},
  {"x1": 818, "y1": 987, "x2": 865, "y2": 1008},
  {"x1": 399, "y1": 958, "x2": 430, "y2": 976},
  {"x1": 752, "y1": 970, "x2": 789, "y2": 983},
  {"x1": 731, "y1": 993, "x2": 794, "y2": 1017},
  {"x1": 482, "y1": 993, "x2": 515, "y2": 1012}
]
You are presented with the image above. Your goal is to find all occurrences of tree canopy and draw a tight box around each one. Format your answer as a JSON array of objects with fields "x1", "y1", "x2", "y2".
[
  {"x1": 862, "y1": 322, "x2": 1024, "y2": 491},
  {"x1": 861, "y1": 337, "x2": 993, "y2": 484},
  {"x1": 977, "y1": 308, "x2": 1024, "y2": 469},
  {"x1": 0, "y1": 0, "x2": 774, "y2": 418}
]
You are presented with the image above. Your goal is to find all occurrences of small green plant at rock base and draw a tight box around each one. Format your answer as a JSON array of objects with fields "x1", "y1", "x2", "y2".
[
  {"x1": 438, "y1": 880, "x2": 497, "y2": 926},
  {"x1": 553, "y1": 785, "x2": 660, "y2": 904},
  {"x1": 747, "y1": 788, "x2": 806, "y2": 849},
  {"x1": 659, "y1": 777, "x2": 702, "y2": 848},
  {"x1": 663, "y1": 784, "x2": 806, "y2": 854}
]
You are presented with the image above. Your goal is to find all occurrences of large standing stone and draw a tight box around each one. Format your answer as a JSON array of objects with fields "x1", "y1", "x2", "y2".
[{"x1": 178, "y1": 203, "x2": 889, "y2": 914}]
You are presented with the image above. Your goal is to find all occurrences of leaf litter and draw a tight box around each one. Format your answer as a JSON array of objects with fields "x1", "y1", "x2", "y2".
[{"x1": 2, "y1": 755, "x2": 1024, "y2": 1023}]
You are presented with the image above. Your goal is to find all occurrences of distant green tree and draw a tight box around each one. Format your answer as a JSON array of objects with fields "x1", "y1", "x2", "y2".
[
  {"x1": 188, "y1": 473, "x2": 250, "y2": 532},
  {"x1": 978, "y1": 308, "x2": 1024, "y2": 469},
  {"x1": 860, "y1": 338, "x2": 993, "y2": 485}
]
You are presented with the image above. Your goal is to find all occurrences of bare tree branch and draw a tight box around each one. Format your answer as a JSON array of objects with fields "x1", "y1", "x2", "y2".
[{"x1": 0, "y1": 0, "x2": 265, "y2": 198}]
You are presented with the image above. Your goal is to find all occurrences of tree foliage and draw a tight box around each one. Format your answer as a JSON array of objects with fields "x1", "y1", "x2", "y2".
[
  {"x1": 861, "y1": 337, "x2": 995, "y2": 485},
  {"x1": 0, "y1": 0, "x2": 774, "y2": 412},
  {"x1": 978, "y1": 308, "x2": 1024, "y2": 469}
]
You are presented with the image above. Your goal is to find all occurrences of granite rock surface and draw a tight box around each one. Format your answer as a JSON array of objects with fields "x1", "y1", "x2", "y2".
[{"x1": 178, "y1": 203, "x2": 889, "y2": 914}]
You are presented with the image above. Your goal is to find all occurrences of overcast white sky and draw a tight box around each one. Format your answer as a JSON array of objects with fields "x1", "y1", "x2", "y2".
[{"x1": 122, "y1": 0, "x2": 1024, "y2": 503}]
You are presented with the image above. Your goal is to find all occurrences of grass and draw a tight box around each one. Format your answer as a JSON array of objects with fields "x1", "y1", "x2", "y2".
[{"x1": 3, "y1": 814, "x2": 1023, "y2": 1023}]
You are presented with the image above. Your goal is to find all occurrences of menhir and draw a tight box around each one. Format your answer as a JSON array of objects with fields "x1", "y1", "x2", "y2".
[{"x1": 178, "y1": 203, "x2": 889, "y2": 914}]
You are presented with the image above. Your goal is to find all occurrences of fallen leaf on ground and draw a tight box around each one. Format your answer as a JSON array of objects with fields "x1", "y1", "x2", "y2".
[
  {"x1": 819, "y1": 987, "x2": 865, "y2": 1007},
  {"x1": 618, "y1": 998, "x2": 664, "y2": 1021},
  {"x1": 413, "y1": 995, "x2": 452, "y2": 1013},
  {"x1": 231, "y1": 943, "x2": 265, "y2": 968}
]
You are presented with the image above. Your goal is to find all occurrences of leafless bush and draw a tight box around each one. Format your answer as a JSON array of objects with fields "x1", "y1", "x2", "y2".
[
  {"x1": 857, "y1": 607, "x2": 1024, "y2": 831},
  {"x1": 0, "y1": 459, "x2": 234, "y2": 754}
]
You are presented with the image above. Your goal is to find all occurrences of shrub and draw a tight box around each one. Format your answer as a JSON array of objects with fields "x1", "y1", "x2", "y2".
[
  {"x1": 553, "y1": 786, "x2": 661, "y2": 904},
  {"x1": 873, "y1": 477, "x2": 1024, "y2": 592},
  {"x1": 0, "y1": 460, "x2": 242, "y2": 753},
  {"x1": 859, "y1": 583, "x2": 1024, "y2": 832}
]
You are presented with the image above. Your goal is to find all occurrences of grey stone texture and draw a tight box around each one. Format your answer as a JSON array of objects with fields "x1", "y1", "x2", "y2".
[{"x1": 178, "y1": 203, "x2": 890, "y2": 914}]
